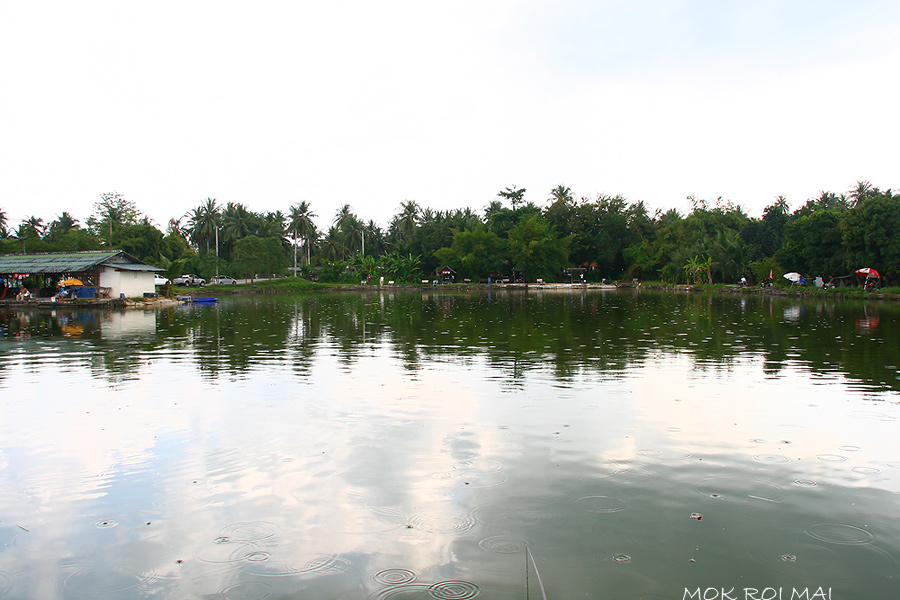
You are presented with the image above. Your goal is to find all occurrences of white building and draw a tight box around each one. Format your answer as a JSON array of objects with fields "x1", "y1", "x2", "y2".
[{"x1": 0, "y1": 250, "x2": 161, "y2": 299}]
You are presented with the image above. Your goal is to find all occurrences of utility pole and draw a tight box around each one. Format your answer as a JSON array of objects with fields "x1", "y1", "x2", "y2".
[{"x1": 285, "y1": 234, "x2": 301, "y2": 277}]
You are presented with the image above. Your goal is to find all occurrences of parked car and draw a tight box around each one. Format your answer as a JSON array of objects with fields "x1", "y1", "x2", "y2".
[
  {"x1": 154, "y1": 274, "x2": 170, "y2": 286},
  {"x1": 209, "y1": 275, "x2": 238, "y2": 285},
  {"x1": 173, "y1": 274, "x2": 206, "y2": 286}
]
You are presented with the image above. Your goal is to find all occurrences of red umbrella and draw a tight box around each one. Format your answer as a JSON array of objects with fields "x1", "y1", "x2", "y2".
[{"x1": 856, "y1": 267, "x2": 881, "y2": 279}]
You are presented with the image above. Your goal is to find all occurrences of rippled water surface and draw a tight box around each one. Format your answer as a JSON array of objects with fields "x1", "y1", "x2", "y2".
[{"x1": 1, "y1": 290, "x2": 899, "y2": 599}]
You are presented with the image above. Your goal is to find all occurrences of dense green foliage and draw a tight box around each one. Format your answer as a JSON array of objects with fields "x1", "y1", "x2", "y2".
[{"x1": 2, "y1": 181, "x2": 897, "y2": 286}]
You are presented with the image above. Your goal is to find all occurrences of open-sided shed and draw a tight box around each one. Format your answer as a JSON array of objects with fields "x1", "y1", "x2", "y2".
[{"x1": 0, "y1": 250, "x2": 160, "y2": 299}]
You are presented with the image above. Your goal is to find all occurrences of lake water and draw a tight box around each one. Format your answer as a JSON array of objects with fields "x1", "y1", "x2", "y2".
[{"x1": 1, "y1": 289, "x2": 899, "y2": 599}]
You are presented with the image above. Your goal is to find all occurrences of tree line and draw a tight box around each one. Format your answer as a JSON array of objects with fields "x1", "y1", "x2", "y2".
[{"x1": 2, "y1": 181, "x2": 897, "y2": 285}]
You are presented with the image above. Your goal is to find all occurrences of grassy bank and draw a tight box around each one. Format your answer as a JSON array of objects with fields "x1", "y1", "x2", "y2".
[
  {"x1": 175, "y1": 278, "x2": 900, "y2": 302},
  {"x1": 172, "y1": 278, "x2": 334, "y2": 294},
  {"x1": 651, "y1": 282, "x2": 900, "y2": 301}
]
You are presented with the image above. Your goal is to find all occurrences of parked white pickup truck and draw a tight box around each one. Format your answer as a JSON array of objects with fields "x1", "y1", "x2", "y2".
[{"x1": 172, "y1": 274, "x2": 206, "y2": 286}]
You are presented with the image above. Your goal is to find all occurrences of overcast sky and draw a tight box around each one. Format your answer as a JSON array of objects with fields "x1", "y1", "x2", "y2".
[{"x1": 2, "y1": 1, "x2": 898, "y2": 233}]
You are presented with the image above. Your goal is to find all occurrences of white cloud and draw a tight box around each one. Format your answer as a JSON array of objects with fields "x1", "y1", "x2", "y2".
[{"x1": 1, "y1": 1, "x2": 897, "y2": 229}]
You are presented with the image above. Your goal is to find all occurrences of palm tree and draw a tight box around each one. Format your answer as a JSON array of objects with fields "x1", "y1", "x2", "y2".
[
  {"x1": 322, "y1": 226, "x2": 343, "y2": 261},
  {"x1": 188, "y1": 198, "x2": 220, "y2": 253},
  {"x1": 167, "y1": 215, "x2": 186, "y2": 238},
  {"x1": 23, "y1": 216, "x2": 45, "y2": 239},
  {"x1": 395, "y1": 200, "x2": 420, "y2": 244},
  {"x1": 548, "y1": 185, "x2": 574, "y2": 207},
  {"x1": 288, "y1": 201, "x2": 317, "y2": 264},
  {"x1": 261, "y1": 210, "x2": 286, "y2": 239},
  {"x1": 363, "y1": 219, "x2": 384, "y2": 255},
  {"x1": 334, "y1": 204, "x2": 353, "y2": 228},
  {"x1": 157, "y1": 254, "x2": 188, "y2": 296},
  {"x1": 222, "y1": 202, "x2": 254, "y2": 244},
  {"x1": 345, "y1": 215, "x2": 364, "y2": 256},
  {"x1": 771, "y1": 195, "x2": 789, "y2": 214},
  {"x1": 0, "y1": 207, "x2": 7, "y2": 238},
  {"x1": 484, "y1": 200, "x2": 504, "y2": 225},
  {"x1": 420, "y1": 207, "x2": 437, "y2": 224},
  {"x1": 47, "y1": 212, "x2": 78, "y2": 239},
  {"x1": 849, "y1": 181, "x2": 873, "y2": 207},
  {"x1": 814, "y1": 191, "x2": 839, "y2": 211},
  {"x1": 334, "y1": 204, "x2": 361, "y2": 258}
]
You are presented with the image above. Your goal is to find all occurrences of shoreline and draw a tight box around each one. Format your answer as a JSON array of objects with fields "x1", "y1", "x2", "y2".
[{"x1": 2, "y1": 281, "x2": 897, "y2": 310}]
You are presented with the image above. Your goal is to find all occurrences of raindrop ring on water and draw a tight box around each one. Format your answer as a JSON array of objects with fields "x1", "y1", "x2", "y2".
[
  {"x1": 806, "y1": 523, "x2": 874, "y2": 545},
  {"x1": 369, "y1": 584, "x2": 431, "y2": 599},
  {"x1": 851, "y1": 466, "x2": 880, "y2": 474},
  {"x1": 243, "y1": 551, "x2": 271, "y2": 562},
  {"x1": 792, "y1": 479, "x2": 818, "y2": 487},
  {"x1": 427, "y1": 580, "x2": 481, "y2": 599},
  {"x1": 217, "y1": 581, "x2": 273, "y2": 600},
  {"x1": 576, "y1": 495, "x2": 626, "y2": 513},
  {"x1": 220, "y1": 521, "x2": 278, "y2": 544},
  {"x1": 94, "y1": 519, "x2": 118, "y2": 528},
  {"x1": 753, "y1": 454, "x2": 790, "y2": 464},
  {"x1": 816, "y1": 454, "x2": 847, "y2": 462},
  {"x1": 299, "y1": 555, "x2": 351, "y2": 575},
  {"x1": 478, "y1": 535, "x2": 525, "y2": 554},
  {"x1": 695, "y1": 477, "x2": 783, "y2": 503},
  {"x1": 373, "y1": 568, "x2": 417, "y2": 585},
  {"x1": 408, "y1": 513, "x2": 477, "y2": 534},
  {"x1": 62, "y1": 567, "x2": 144, "y2": 594}
]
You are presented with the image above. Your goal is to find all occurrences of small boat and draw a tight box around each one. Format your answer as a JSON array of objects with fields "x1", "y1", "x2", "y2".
[{"x1": 181, "y1": 296, "x2": 218, "y2": 304}]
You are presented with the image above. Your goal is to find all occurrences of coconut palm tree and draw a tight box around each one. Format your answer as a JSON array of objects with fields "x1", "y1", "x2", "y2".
[
  {"x1": 395, "y1": 200, "x2": 420, "y2": 245},
  {"x1": 167, "y1": 216, "x2": 186, "y2": 238},
  {"x1": 186, "y1": 207, "x2": 204, "y2": 248},
  {"x1": 22, "y1": 216, "x2": 45, "y2": 239},
  {"x1": 849, "y1": 181, "x2": 873, "y2": 207},
  {"x1": 770, "y1": 195, "x2": 789, "y2": 215},
  {"x1": 363, "y1": 219, "x2": 384, "y2": 255},
  {"x1": 188, "y1": 198, "x2": 221, "y2": 254},
  {"x1": 322, "y1": 226, "x2": 343, "y2": 261},
  {"x1": 456, "y1": 208, "x2": 480, "y2": 230},
  {"x1": 333, "y1": 205, "x2": 362, "y2": 258},
  {"x1": 260, "y1": 210, "x2": 286, "y2": 239},
  {"x1": 548, "y1": 185, "x2": 574, "y2": 207},
  {"x1": 483, "y1": 200, "x2": 504, "y2": 225},
  {"x1": 47, "y1": 212, "x2": 78, "y2": 239},
  {"x1": 288, "y1": 201, "x2": 317, "y2": 264},
  {"x1": 222, "y1": 202, "x2": 254, "y2": 243},
  {"x1": 0, "y1": 208, "x2": 7, "y2": 238},
  {"x1": 344, "y1": 215, "x2": 364, "y2": 257}
]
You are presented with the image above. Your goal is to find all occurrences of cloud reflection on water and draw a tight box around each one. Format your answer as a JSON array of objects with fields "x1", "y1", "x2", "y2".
[{"x1": 0, "y1": 291, "x2": 898, "y2": 598}]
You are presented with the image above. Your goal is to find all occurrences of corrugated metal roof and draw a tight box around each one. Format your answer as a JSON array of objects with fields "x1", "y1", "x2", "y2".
[
  {"x1": 109, "y1": 263, "x2": 161, "y2": 272},
  {"x1": 0, "y1": 251, "x2": 157, "y2": 274}
]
